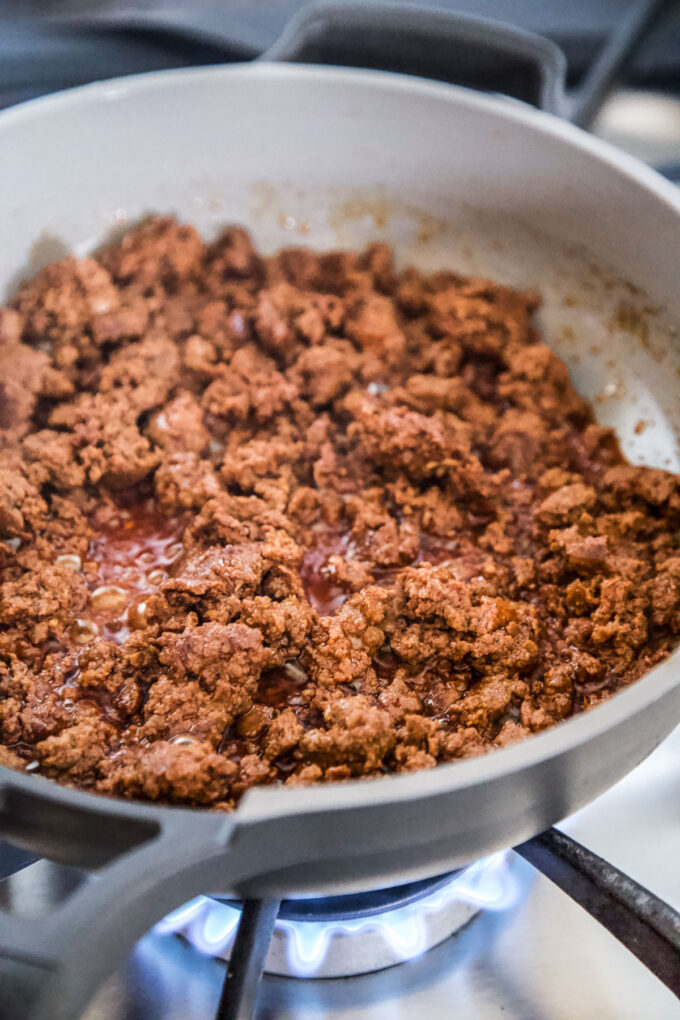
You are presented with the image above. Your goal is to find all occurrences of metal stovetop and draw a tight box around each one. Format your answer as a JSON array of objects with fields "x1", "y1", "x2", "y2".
[{"x1": 1, "y1": 724, "x2": 673, "y2": 1019}]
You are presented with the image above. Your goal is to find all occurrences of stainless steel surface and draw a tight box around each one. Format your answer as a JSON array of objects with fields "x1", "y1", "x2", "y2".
[
  {"x1": 3, "y1": 722, "x2": 677, "y2": 1016},
  {"x1": 69, "y1": 722, "x2": 675, "y2": 1017}
]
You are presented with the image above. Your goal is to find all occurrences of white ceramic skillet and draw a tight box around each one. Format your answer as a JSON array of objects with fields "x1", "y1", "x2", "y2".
[{"x1": 0, "y1": 6, "x2": 679, "y2": 1018}]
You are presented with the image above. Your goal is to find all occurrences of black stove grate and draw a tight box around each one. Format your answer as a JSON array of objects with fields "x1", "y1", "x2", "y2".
[{"x1": 207, "y1": 827, "x2": 680, "y2": 1020}]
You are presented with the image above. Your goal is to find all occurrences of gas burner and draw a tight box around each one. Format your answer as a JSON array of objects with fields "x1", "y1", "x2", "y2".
[{"x1": 156, "y1": 852, "x2": 517, "y2": 978}]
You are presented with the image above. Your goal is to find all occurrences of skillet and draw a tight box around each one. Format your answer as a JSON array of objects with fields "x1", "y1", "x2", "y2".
[{"x1": 0, "y1": 6, "x2": 679, "y2": 1017}]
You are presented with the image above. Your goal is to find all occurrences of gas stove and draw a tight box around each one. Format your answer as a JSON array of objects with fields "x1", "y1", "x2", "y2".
[
  {"x1": 157, "y1": 853, "x2": 515, "y2": 980},
  {"x1": 1, "y1": 4, "x2": 680, "y2": 1019},
  {"x1": 2, "y1": 724, "x2": 678, "y2": 1019}
]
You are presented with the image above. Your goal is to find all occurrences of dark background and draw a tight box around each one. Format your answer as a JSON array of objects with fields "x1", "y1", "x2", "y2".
[{"x1": 1, "y1": 0, "x2": 679, "y2": 109}]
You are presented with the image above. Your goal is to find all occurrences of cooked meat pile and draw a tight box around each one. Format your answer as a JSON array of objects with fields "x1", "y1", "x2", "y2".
[{"x1": 1, "y1": 217, "x2": 679, "y2": 809}]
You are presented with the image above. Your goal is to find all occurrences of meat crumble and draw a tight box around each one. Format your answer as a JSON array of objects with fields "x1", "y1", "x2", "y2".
[{"x1": 1, "y1": 216, "x2": 679, "y2": 809}]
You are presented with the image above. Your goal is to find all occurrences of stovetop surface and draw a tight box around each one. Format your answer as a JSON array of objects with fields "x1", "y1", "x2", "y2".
[{"x1": 4, "y1": 722, "x2": 676, "y2": 1019}]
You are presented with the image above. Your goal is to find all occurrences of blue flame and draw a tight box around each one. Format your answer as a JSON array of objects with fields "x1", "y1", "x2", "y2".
[
  {"x1": 155, "y1": 898, "x2": 206, "y2": 934},
  {"x1": 155, "y1": 851, "x2": 516, "y2": 977}
]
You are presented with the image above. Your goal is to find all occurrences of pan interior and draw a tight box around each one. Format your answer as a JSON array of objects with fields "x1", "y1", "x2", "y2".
[
  {"x1": 5, "y1": 181, "x2": 679, "y2": 474},
  {"x1": 1, "y1": 68, "x2": 680, "y2": 876},
  {"x1": 214, "y1": 181, "x2": 680, "y2": 473},
  {"x1": 2, "y1": 68, "x2": 678, "y2": 470}
]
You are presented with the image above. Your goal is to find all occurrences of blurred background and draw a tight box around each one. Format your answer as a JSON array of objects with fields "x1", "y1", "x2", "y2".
[{"x1": 2, "y1": 0, "x2": 680, "y2": 173}]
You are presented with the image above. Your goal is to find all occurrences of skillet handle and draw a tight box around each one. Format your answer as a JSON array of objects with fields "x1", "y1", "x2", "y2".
[
  {"x1": 0, "y1": 813, "x2": 234, "y2": 1020},
  {"x1": 516, "y1": 827, "x2": 680, "y2": 998},
  {"x1": 263, "y1": 1, "x2": 567, "y2": 115}
]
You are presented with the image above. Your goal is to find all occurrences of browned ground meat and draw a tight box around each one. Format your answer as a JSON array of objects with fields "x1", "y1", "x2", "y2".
[{"x1": 1, "y1": 216, "x2": 679, "y2": 808}]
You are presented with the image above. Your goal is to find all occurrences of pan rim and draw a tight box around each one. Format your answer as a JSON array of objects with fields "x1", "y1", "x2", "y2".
[
  {"x1": 1, "y1": 647, "x2": 676, "y2": 824},
  {"x1": 1, "y1": 60, "x2": 679, "y2": 214}
]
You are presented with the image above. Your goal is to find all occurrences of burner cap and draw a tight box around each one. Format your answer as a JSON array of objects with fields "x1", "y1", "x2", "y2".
[{"x1": 158, "y1": 853, "x2": 516, "y2": 978}]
